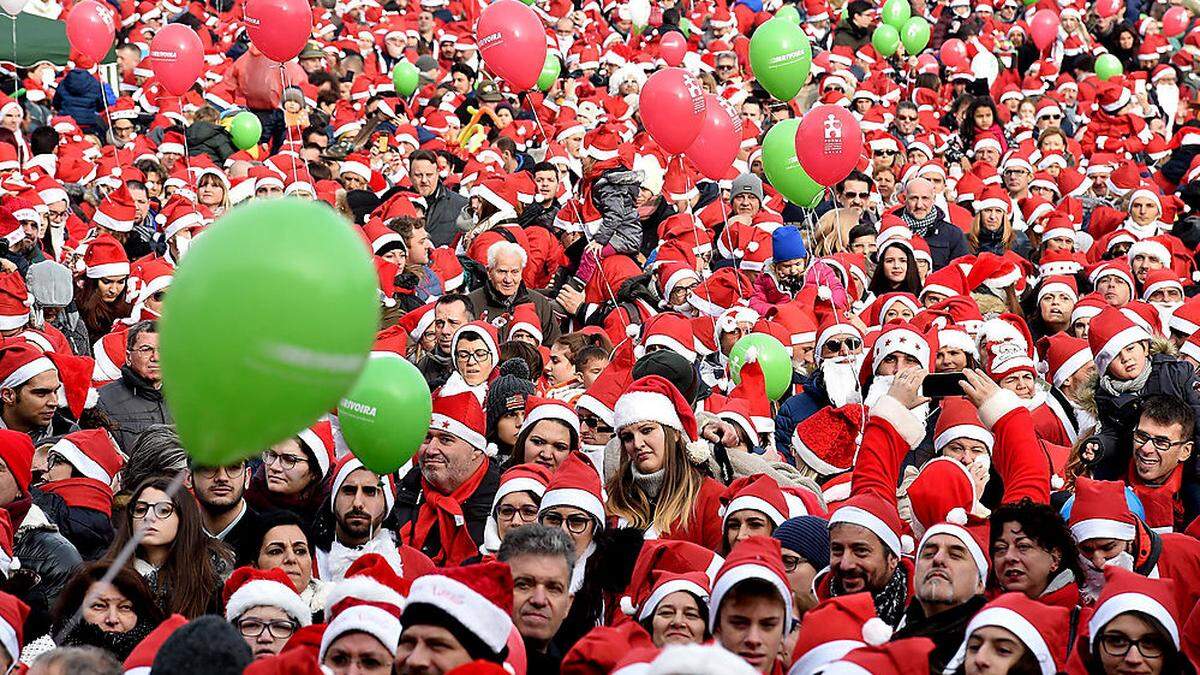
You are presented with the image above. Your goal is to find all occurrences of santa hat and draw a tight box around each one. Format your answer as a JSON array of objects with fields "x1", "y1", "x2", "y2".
[
  {"x1": 505, "y1": 303, "x2": 543, "y2": 344},
  {"x1": 123, "y1": 614, "x2": 189, "y2": 675},
  {"x1": 430, "y1": 390, "x2": 488, "y2": 452},
  {"x1": 328, "y1": 454, "x2": 395, "y2": 515},
  {"x1": 1141, "y1": 268, "x2": 1184, "y2": 301},
  {"x1": 820, "y1": 638, "x2": 935, "y2": 675},
  {"x1": 921, "y1": 265, "x2": 968, "y2": 301},
  {"x1": 829, "y1": 493, "x2": 911, "y2": 557},
  {"x1": 1089, "y1": 260, "x2": 1135, "y2": 295},
  {"x1": 0, "y1": 210, "x2": 23, "y2": 250},
  {"x1": 768, "y1": 303, "x2": 818, "y2": 348},
  {"x1": 0, "y1": 591, "x2": 27, "y2": 666},
  {"x1": 614, "y1": 374, "x2": 699, "y2": 442},
  {"x1": 481, "y1": 463, "x2": 553, "y2": 554},
  {"x1": 0, "y1": 273, "x2": 30, "y2": 331},
  {"x1": 687, "y1": 268, "x2": 752, "y2": 317},
  {"x1": 402, "y1": 561, "x2": 514, "y2": 663},
  {"x1": 640, "y1": 312, "x2": 700, "y2": 361},
  {"x1": 1068, "y1": 476, "x2": 1137, "y2": 542},
  {"x1": 914, "y1": 505, "x2": 989, "y2": 582},
  {"x1": 815, "y1": 318, "x2": 863, "y2": 360},
  {"x1": 539, "y1": 452, "x2": 606, "y2": 527},
  {"x1": 708, "y1": 536, "x2": 793, "y2": 631},
  {"x1": 936, "y1": 325, "x2": 978, "y2": 359},
  {"x1": 1168, "y1": 298, "x2": 1200, "y2": 335},
  {"x1": 944, "y1": 593, "x2": 1070, "y2": 675},
  {"x1": 93, "y1": 186, "x2": 138, "y2": 233},
  {"x1": 84, "y1": 233, "x2": 131, "y2": 279},
  {"x1": 791, "y1": 404, "x2": 865, "y2": 477},
  {"x1": 296, "y1": 419, "x2": 336, "y2": 479},
  {"x1": 620, "y1": 539, "x2": 723, "y2": 619},
  {"x1": 319, "y1": 556, "x2": 408, "y2": 662},
  {"x1": 575, "y1": 341, "x2": 633, "y2": 427},
  {"x1": 983, "y1": 340, "x2": 1037, "y2": 382},
  {"x1": 720, "y1": 475, "x2": 793, "y2": 530},
  {"x1": 790, "y1": 593, "x2": 892, "y2": 675},
  {"x1": 1087, "y1": 307, "x2": 1151, "y2": 375},
  {"x1": 0, "y1": 339, "x2": 55, "y2": 392},
  {"x1": 520, "y1": 395, "x2": 580, "y2": 438},
  {"x1": 451, "y1": 321, "x2": 500, "y2": 367},
  {"x1": 1127, "y1": 237, "x2": 1172, "y2": 269},
  {"x1": 1037, "y1": 333, "x2": 1092, "y2": 389},
  {"x1": 1036, "y1": 275, "x2": 1078, "y2": 305},
  {"x1": 932, "y1": 397, "x2": 992, "y2": 454},
  {"x1": 48, "y1": 429, "x2": 123, "y2": 485},
  {"x1": 657, "y1": 262, "x2": 700, "y2": 300},
  {"x1": 866, "y1": 323, "x2": 932, "y2": 377},
  {"x1": 1088, "y1": 566, "x2": 1180, "y2": 651},
  {"x1": 223, "y1": 566, "x2": 311, "y2": 627}
]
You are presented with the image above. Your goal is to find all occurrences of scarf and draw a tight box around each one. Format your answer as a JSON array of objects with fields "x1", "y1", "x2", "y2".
[
  {"x1": 831, "y1": 563, "x2": 909, "y2": 628},
  {"x1": 40, "y1": 478, "x2": 113, "y2": 517},
  {"x1": 58, "y1": 618, "x2": 157, "y2": 661},
  {"x1": 632, "y1": 467, "x2": 665, "y2": 499},
  {"x1": 401, "y1": 460, "x2": 489, "y2": 566},
  {"x1": 1099, "y1": 362, "x2": 1151, "y2": 396},
  {"x1": 324, "y1": 530, "x2": 405, "y2": 582},
  {"x1": 902, "y1": 207, "x2": 940, "y2": 238},
  {"x1": 1130, "y1": 463, "x2": 1184, "y2": 532}
]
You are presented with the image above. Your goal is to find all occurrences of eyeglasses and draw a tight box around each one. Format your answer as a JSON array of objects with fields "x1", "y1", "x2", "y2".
[
  {"x1": 1099, "y1": 632, "x2": 1167, "y2": 659},
  {"x1": 897, "y1": 115, "x2": 917, "y2": 122},
  {"x1": 822, "y1": 337, "x2": 862, "y2": 353},
  {"x1": 46, "y1": 209, "x2": 69, "y2": 222},
  {"x1": 1132, "y1": 429, "x2": 1189, "y2": 453},
  {"x1": 113, "y1": 124, "x2": 135, "y2": 133},
  {"x1": 237, "y1": 618, "x2": 298, "y2": 640},
  {"x1": 781, "y1": 553, "x2": 804, "y2": 573},
  {"x1": 263, "y1": 449, "x2": 307, "y2": 471},
  {"x1": 841, "y1": 191, "x2": 870, "y2": 199},
  {"x1": 540, "y1": 511, "x2": 594, "y2": 534},
  {"x1": 192, "y1": 462, "x2": 247, "y2": 479},
  {"x1": 131, "y1": 345, "x2": 159, "y2": 356},
  {"x1": 456, "y1": 348, "x2": 492, "y2": 363},
  {"x1": 131, "y1": 500, "x2": 175, "y2": 520},
  {"x1": 496, "y1": 504, "x2": 539, "y2": 522},
  {"x1": 580, "y1": 415, "x2": 614, "y2": 433}
]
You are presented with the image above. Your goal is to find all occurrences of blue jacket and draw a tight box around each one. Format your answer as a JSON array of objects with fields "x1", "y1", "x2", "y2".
[
  {"x1": 773, "y1": 371, "x2": 830, "y2": 460},
  {"x1": 52, "y1": 70, "x2": 116, "y2": 132}
]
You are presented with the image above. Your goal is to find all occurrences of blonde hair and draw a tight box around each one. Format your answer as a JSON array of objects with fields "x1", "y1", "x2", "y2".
[
  {"x1": 809, "y1": 208, "x2": 859, "y2": 258},
  {"x1": 967, "y1": 210, "x2": 1014, "y2": 253},
  {"x1": 605, "y1": 425, "x2": 705, "y2": 535}
]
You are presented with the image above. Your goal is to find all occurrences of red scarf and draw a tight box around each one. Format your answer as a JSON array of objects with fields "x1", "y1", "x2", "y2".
[
  {"x1": 40, "y1": 478, "x2": 114, "y2": 517},
  {"x1": 400, "y1": 461, "x2": 488, "y2": 566},
  {"x1": 1129, "y1": 463, "x2": 1184, "y2": 532}
]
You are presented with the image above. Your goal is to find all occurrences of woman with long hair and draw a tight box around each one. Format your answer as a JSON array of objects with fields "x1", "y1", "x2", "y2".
[
  {"x1": 76, "y1": 234, "x2": 132, "y2": 341},
  {"x1": 606, "y1": 376, "x2": 724, "y2": 550},
  {"x1": 104, "y1": 476, "x2": 232, "y2": 618},
  {"x1": 49, "y1": 562, "x2": 164, "y2": 661},
  {"x1": 868, "y1": 241, "x2": 923, "y2": 297},
  {"x1": 196, "y1": 171, "x2": 230, "y2": 218},
  {"x1": 959, "y1": 97, "x2": 1008, "y2": 156},
  {"x1": 245, "y1": 422, "x2": 334, "y2": 524},
  {"x1": 967, "y1": 190, "x2": 1015, "y2": 255}
]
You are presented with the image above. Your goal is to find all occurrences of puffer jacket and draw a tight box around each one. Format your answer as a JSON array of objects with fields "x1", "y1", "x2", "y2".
[
  {"x1": 13, "y1": 503, "x2": 83, "y2": 637},
  {"x1": 30, "y1": 487, "x2": 111, "y2": 561},
  {"x1": 773, "y1": 371, "x2": 831, "y2": 459},
  {"x1": 186, "y1": 121, "x2": 237, "y2": 164},
  {"x1": 96, "y1": 366, "x2": 173, "y2": 452},
  {"x1": 51, "y1": 69, "x2": 115, "y2": 133},
  {"x1": 589, "y1": 169, "x2": 643, "y2": 255}
]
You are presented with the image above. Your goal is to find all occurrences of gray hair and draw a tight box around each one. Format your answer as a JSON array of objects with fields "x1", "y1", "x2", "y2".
[
  {"x1": 498, "y1": 524, "x2": 576, "y2": 569},
  {"x1": 125, "y1": 320, "x2": 157, "y2": 352},
  {"x1": 33, "y1": 646, "x2": 122, "y2": 674},
  {"x1": 119, "y1": 424, "x2": 189, "y2": 491},
  {"x1": 487, "y1": 241, "x2": 528, "y2": 270}
]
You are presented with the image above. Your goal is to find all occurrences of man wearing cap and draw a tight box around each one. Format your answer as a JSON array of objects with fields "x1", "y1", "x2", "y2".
[
  {"x1": 729, "y1": 173, "x2": 764, "y2": 222},
  {"x1": 96, "y1": 321, "x2": 172, "y2": 452}
]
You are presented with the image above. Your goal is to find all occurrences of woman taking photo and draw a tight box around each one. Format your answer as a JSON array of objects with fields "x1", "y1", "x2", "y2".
[
  {"x1": 606, "y1": 376, "x2": 724, "y2": 550},
  {"x1": 105, "y1": 476, "x2": 232, "y2": 618},
  {"x1": 48, "y1": 562, "x2": 164, "y2": 660},
  {"x1": 76, "y1": 233, "x2": 132, "y2": 342},
  {"x1": 250, "y1": 510, "x2": 325, "y2": 621},
  {"x1": 868, "y1": 240, "x2": 923, "y2": 297},
  {"x1": 245, "y1": 420, "x2": 335, "y2": 523}
]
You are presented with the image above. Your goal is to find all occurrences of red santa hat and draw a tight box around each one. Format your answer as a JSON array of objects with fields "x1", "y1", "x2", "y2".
[
  {"x1": 328, "y1": 454, "x2": 395, "y2": 515},
  {"x1": 0, "y1": 591, "x2": 27, "y2": 666},
  {"x1": 0, "y1": 339, "x2": 55, "y2": 392},
  {"x1": 914, "y1": 506, "x2": 989, "y2": 582},
  {"x1": 613, "y1": 374, "x2": 700, "y2": 442},
  {"x1": 865, "y1": 323, "x2": 932, "y2": 378},
  {"x1": 401, "y1": 561, "x2": 515, "y2": 662},
  {"x1": 932, "y1": 397, "x2": 992, "y2": 454},
  {"x1": 619, "y1": 538, "x2": 723, "y2": 619},
  {"x1": 1126, "y1": 236, "x2": 1173, "y2": 269},
  {"x1": 319, "y1": 556, "x2": 408, "y2": 662},
  {"x1": 815, "y1": 317, "x2": 863, "y2": 360},
  {"x1": 921, "y1": 265, "x2": 969, "y2": 301},
  {"x1": 1141, "y1": 268, "x2": 1183, "y2": 301},
  {"x1": 297, "y1": 419, "x2": 336, "y2": 479},
  {"x1": 538, "y1": 452, "x2": 606, "y2": 526},
  {"x1": 84, "y1": 233, "x2": 131, "y2": 279},
  {"x1": 575, "y1": 341, "x2": 633, "y2": 427},
  {"x1": 94, "y1": 186, "x2": 138, "y2": 232},
  {"x1": 0, "y1": 273, "x2": 30, "y2": 331},
  {"x1": 1088, "y1": 566, "x2": 1180, "y2": 651},
  {"x1": 0, "y1": 210, "x2": 24, "y2": 251},
  {"x1": 48, "y1": 429, "x2": 123, "y2": 485},
  {"x1": 656, "y1": 262, "x2": 701, "y2": 300},
  {"x1": 481, "y1": 463, "x2": 553, "y2": 554},
  {"x1": 791, "y1": 404, "x2": 865, "y2": 477},
  {"x1": 1037, "y1": 333, "x2": 1092, "y2": 389},
  {"x1": 639, "y1": 312, "x2": 700, "y2": 361},
  {"x1": 429, "y1": 389, "x2": 487, "y2": 453},
  {"x1": 504, "y1": 303, "x2": 543, "y2": 344},
  {"x1": 821, "y1": 638, "x2": 935, "y2": 675},
  {"x1": 829, "y1": 493, "x2": 912, "y2": 557},
  {"x1": 223, "y1": 566, "x2": 311, "y2": 627},
  {"x1": 984, "y1": 340, "x2": 1037, "y2": 382},
  {"x1": 1168, "y1": 297, "x2": 1200, "y2": 335},
  {"x1": 708, "y1": 536, "x2": 793, "y2": 632},
  {"x1": 519, "y1": 396, "x2": 580, "y2": 441},
  {"x1": 1087, "y1": 307, "x2": 1151, "y2": 375},
  {"x1": 122, "y1": 614, "x2": 188, "y2": 675},
  {"x1": 1036, "y1": 275, "x2": 1078, "y2": 305},
  {"x1": 790, "y1": 593, "x2": 893, "y2": 675},
  {"x1": 450, "y1": 321, "x2": 500, "y2": 368},
  {"x1": 687, "y1": 268, "x2": 753, "y2": 317},
  {"x1": 1069, "y1": 476, "x2": 1137, "y2": 542},
  {"x1": 944, "y1": 593, "x2": 1070, "y2": 675}
]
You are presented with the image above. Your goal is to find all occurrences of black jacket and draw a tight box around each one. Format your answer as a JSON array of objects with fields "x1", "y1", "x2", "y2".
[
  {"x1": 892, "y1": 595, "x2": 987, "y2": 673},
  {"x1": 393, "y1": 459, "x2": 501, "y2": 561},
  {"x1": 210, "y1": 503, "x2": 260, "y2": 567},
  {"x1": 417, "y1": 351, "x2": 454, "y2": 390},
  {"x1": 423, "y1": 183, "x2": 469, "y2": 248},
  {"x1": 12, "y1": 500, "x2": 83, "y2": 637},
  {"x1": 903, "y1": 208, "x2": 970, "y2": 271},
  {"x1": 186, "y1": 121, "x2": 238, "y2": 164},
  {"x1": 96, "y1": 366, "x2": 172, "y2": 452},
  {"x1": 466, "y1": 283, "x2": 561, "y2": 345},
  {"x1": 34, "y1": 488, "x2": 112, "y2": 562}
]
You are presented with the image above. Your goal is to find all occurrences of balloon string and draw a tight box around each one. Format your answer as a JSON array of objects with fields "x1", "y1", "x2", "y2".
[
  {"x1": 10, "y1": 15, "x2": 15, "y2": 93},
  {"x1": 520, "y1": 91, "x2": 551, "y2": 153}
]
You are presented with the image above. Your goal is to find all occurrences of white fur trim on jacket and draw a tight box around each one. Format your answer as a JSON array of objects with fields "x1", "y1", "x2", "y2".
[
  {"x1": 870, "y1": 395, "x2": 926, "y2": 449},
  {"x1": 976, "y1": 389, "x2": 1023, "y2": 429}
]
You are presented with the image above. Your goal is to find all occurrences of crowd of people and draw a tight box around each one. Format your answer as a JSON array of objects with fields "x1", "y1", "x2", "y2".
[{"x1": 0, "y1": 0, "x2": 1199, "y2": 672}]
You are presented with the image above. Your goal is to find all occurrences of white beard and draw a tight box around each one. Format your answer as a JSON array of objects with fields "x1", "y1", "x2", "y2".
[
  {"x1": 864, "y1": 375, "x2": 894, "y2": 409},
  {"x1": 1080, "y1": 550, "x2": 1134, "y2": 604},
  {"x1": 672, "y1": 302, "x2": 698, "y2": 317},
  {"x1": 821, "y1": 359, "x2": 863, "y2": 408},
  {"x1": 1152, "y1": 301, "x2": 1182, "y2": 332}
]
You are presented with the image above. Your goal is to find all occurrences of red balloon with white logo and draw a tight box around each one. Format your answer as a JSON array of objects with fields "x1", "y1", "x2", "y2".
[
  {"x1": 1029, "y1": 10, "x2": 1059, "y2": 51},
  {"x1": 65, "y1": 0, "x2": 115, "y2": 62},
  {"x1": 1096, "y1": 0, "x2": 1120, "y2": 18},
  {"x1": 244, "y1": 0, "x2": 313, "y2": 63},
  {"x1": 793, "y1": 104, "x2": 863, "y2": 187},
  {"x1": 476, "y1": 0, "x2": 547, "y2": 91},
  {"x1": 150, "y1": 24, "x2": 204, "y2": 96},
  {"x1": 638, "y1": 67, "x2": 707, "y2": 155},
  {"x1": 1163, "y1": 6, "x2": 1189, "y2": 37},
  {"x1": 939, "y1": 38, "x2": 968, "y2": 69},
  {"x1": 685, "y1": 94, "x2": 741, "y2": 180},
  {"x1": 660, "y1": 31, "x2": 687, "y2": 67}
]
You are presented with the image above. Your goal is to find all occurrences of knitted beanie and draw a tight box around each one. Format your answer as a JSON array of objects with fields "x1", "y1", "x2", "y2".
[
  {"x1": 773, "y1": 515, "x2": 831, "y2": 571},
  {"x1": 150, "y1": 616, "x2": 252, "y2": 675},
  {"x1": 485, "y1": 359, "x2": 535, "y2": 435}
]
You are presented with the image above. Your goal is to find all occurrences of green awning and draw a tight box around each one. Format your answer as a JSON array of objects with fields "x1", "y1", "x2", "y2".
[{"x1": 0, "y1": 12, "x2": 116, "y2": 67}]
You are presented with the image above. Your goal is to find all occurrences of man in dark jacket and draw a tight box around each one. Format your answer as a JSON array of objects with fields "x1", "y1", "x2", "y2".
[
  {"x1": 51, "y1": 68, "x2": 116, "y2": 134},
  {"x1": 96, "y1": 321, "x2": 172, "y2": 452},
  {"x1": 416, "y1": 293, "x2": 475, "y2": 389},
  {"x1": 189, "y1": 457, "x2": 258, "y2": 565},
  {"x1": 899, "y1": 177, "x2": 969, "y2": 271},
  {"x1": 465, "y1": 242, "x2": 561, "y2": 345},
  {"x1": 409, "y1": 150, "x2": 468, "y2": 247}
]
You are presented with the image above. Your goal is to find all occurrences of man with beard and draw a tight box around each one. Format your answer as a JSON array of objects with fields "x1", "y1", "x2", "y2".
[
  {"x1": 188, "y1": 456, "x2": 257, "y2": 565},
  {"x1": 395, "y1": 391, "x2": 501, "y2": 566},
  {"x1": 774, "y1": 317, "x2": 865, "y2": 456}
]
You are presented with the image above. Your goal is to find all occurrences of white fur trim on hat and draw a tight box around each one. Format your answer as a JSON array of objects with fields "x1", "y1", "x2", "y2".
[
  {"x1": 1, "y1": 356, "x2": 53, "y2": 390},
  {"x1": 329, "y1": 457, "x2": 395, "y2": 515},
  {"x1": 49, "y1": 438, "x2": 111, "y2": 484},
  {"x1": 637, "y1": 577, "x2": 710, "y2": 621},
  {"x1": 1050, "y1": 348, "x2": 1092, "y2": 389},
  {"x1": 937, "y1": 329, "x2": 978, "y2": 358},
  {"x1": 920, "y1": 523, "x2": 988, "y2": 583},
  {"x1": 226, "y1": 579, "x2": 313, "y2": 627},
  {"x1": 791, "y1": 639, "x2": 865, "y2": 675},
  {"x1": 0, "y1": 616, "x2": 17, "y2": 666},
  {"x1": 296, "y1": 428, "x2": 332, "y2": 477},
  {"x1": 405, "y1": 573, "x2": 512, "y2": 654},
  {"x1": 521, "y1": 400, "x2": 580, "y2": 435},
  {"x1": 1070, "y1": 518, "x2": 1137, "y2": 543},
  {"x1": 613, "y1": 390, "x2": 685, "y2": 436},
  {"x1": 723, "y1": 495, "x2": 786, "y2": 528},
  {"x1": 318, "y1": 604, "x2": 401, "y2": 662},
  {"x1": 708, "y1": 562, "x2": 792, "y2": 632},
  {"x1": 86, "y1": 261, "x2": 131, "y2": 280},
  {"x1": 92, "y1": 208, "x2": 134, "y2": 233},
  {"x1": 933, "y1": 425, "x2": 994, "y2": 454},
  {"x1": 540, "y1": 487, "x2": 606, "y2": 528},
  {"x1": 429, "y1": 411, "x2": 488, "y2": 452},
  {"x1": 643, "y1": 333, "x2": 698, "y2": 361},
  {"x1": 1094, "y1": 324, "x2": 1151, "y2": 375},
  {"x1": 575, "y1": 394, "x2": 614, "y2": 427},
  {"x1": 945, "y1": 606, "x2": 1055, "y2": 675},
  {"x1": 1088, "y1": 592, "x2": 1180, "y2": 650},
  {"x1": 1037, "y1": 281, "x2": 1077, "y2": 304},
  {"x1": 829, "y1": 506, "x2": 902, "y2": 557},
  {"x1": 1127, "y1": 239, "x2": 1171, "y2": 268}
]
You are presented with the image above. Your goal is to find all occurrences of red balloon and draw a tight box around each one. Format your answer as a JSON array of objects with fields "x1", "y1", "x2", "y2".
[
  {"x1": 1163, "y1": 6, "x2": 1189, "y2": 37},
  {"x1": 244, "y1": 0, "x2": 312, "y2": 63},
  {"x1": 660, "y1": 32, "x2": 687, "y2": 67},
  {"x1": 638, "y1": 67, "x2": 707, "y2": 155},
  {"x1": 150, "y1": 24, "x2": 204, "y2": 96},
  {"x1": 476, "y1": 0, "x2": 547, "y2": 91},
  {"x1": 65, "y1": 0, "x2": 115, "y2": 63},
  {"x1": 940, "y1": 38, "x2": 969, "y2": 69},
  {"x1": 1096, "y1": 0, "x2": 1120, "y2": 18},
  {"x1": 1029, "y1": 10, "x2": 1060, "y2": 52},
  {"x1": 684, "y1": 94, "x2": 741, "y2": 180},
  {"x1": 915, "y1": 53, "x2": 937, "y2": 73},
  {"x1": 794, "y1": 104, "x2": 864, "y2": 187}
]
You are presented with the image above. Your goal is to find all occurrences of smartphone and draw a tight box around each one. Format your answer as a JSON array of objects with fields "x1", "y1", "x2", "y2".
[{"x1": 921, "y1": 372, "x2": 967, "y2": 399}]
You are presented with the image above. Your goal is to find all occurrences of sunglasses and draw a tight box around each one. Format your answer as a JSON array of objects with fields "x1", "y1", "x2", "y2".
[
  {"x1": 822, "y1": 337, "x2": 862, "y2": 353},
  {"x1": 842, "y1": 191, "x2": 870, "y2": 199},
  {"x1": 897, "y1": 115, "x2": 917, "y2": 122},
  {"x1": 873, "y1": 149, "x2": 899, "y2": 156}
]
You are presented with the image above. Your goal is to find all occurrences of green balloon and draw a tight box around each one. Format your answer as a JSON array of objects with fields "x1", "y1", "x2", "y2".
[
  {"x1": 537, "y1": 54, "x2": 561, "y2": 92},
  {"x1": 748, "y1": 18, "x2": 812, "y2": 101},
  {"x1": 1096, "y1": 53, "x2": 1123, "y2": 81},
  {"x1": 392, "y1": 60, "x2": 419, "y2": 97},
  {"x1": 338, "y1": 356, "x2": 432, "y2": 474},
  {"x1": 872, "y1": 24, "x2": 900, "y2": 57},
  {"x1": 762, "y1": 118, "x2": 824, "y2": 208},
  {"x1": 900, "y1": 16, "x2": 931, "y2": 55},
  {"x1": 880, "y1": 0, "x2": 910, "y2": 29},
  {"x1": 229, "y1": 111, "x2": 262, "y2": 151},
  {"x1": 160, "y1": 199, "x2": 378, "y2": 467},
  {"x1": 728, "y1": 334, "x2": 793, "y2": 401},
  {"x1": 776, "y1": 4, "x2": 800, "y2": 23},
  {"x1": 679, "y1": 17, "x2": 692, "y2": 38}
]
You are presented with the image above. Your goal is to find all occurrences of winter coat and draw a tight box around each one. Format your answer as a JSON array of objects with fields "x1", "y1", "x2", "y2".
[
  {"x1": 34, "y1": 487, "x2": 112, "y2": 562},
  {"x1": 13, "y1": 504, "x2": 83, "y2": 636},
  {"x1": 417, "y1": 351, "x2": 454, "y2": 390},
  {"x1": 831, "y1": 19, "x2": 871, "y2": 50},
  {"x1": 96, "y1": 366, "x2": 173, "y2": 453},
  {"x1": 186, "y1": 121, "x2": 237, "y2": 164},
  {"x1": 466, "y1": 282, "x2": 562, "y2": 345},
  {"x1": 51, "y1": 69, "x2": 116, "y2": 132},
  {"x1": 906, "y1": 208, "x2": 970, "y2": 271},
  {"x1": 748, "y1": 270, "x2": 795, "y2": 315},
  {"x1": 392, "y1": 458, "x2": 501, "y2": 562},
  {"x1": 589, "y1": 169, "x2": 643, "y2": 254},
  {"x1": 423, "y1": 183, "x2": 469, "y2": 248},
  {"x1": 773, "y1": 371, "x2": 831, "y2": 460},
  {"x1": 892, "y1": 594, "x2": 987, "y2": 673}
]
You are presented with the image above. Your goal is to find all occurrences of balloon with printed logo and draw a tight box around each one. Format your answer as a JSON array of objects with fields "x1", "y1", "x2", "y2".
[
  {"x1": 748, "y1": 18, "x2": 812, "y2": 101},
  {"x1": 660, "y1": 31, "x2": 687, "y2": 67},
  {"x1": 1095, "y1": 53, "x2": 1123, "y2": 81},
  {"x1": 684, "y1": 94, "x2": 742, "y2": 180},
  {"x1": 160, "y1": 199, "x2": 378, "y2": 467},
  {"x1": 0, "y1": 0, "x2": 28, "y2": 15},
  {"x1": 794, "y1": 104, "x2": 864, "y2": 187},
  {"x1": 880, "y1": 0, "x2": 910, "y2": 29},
  {"x1": 244, "y1": 0, "x2": 312, "y2": 63},
  {"x1": 150, "y1": 24, "x2": 203, "y2": 97},
  {"x1": 900, "y1": 16, "x2": 930, "y2": 54},
  {"x1": 1163, "y1": 6, "x2": 1189, "y2": 37},
  {"x1": 1096, "y1": 0, "x2": 1120, "y2": 18},
  {"x1": 537, "y1": 55, "x2": 561, "y2": 91},
  {"x1": 761, "y1": 118, "x2": 824, "y2": 207},
  {"x1": 1029, "y1": 10, "x2": 1059, "y2": 51},
  {"x1": 872, "y1": 24, "x2": 900, "y2": 57},
  {"x1": 638, "y1": 67, "x2": 707, "y2": 154},
  {"x1": 338, "y1": 356, "x2": 432, "y2": 474},
  {"x1": 476, "y1": 0, "x2": 547, "y2": 91},
  {"x1": 230, "y1": 112, "x2": 263, "y2": 150},
  {"x1": 939, "y1": 38, "x2": 969, "y2": 69},
  {"x1": 728, "y1": 334, "x2": 792, "y2": 401},
  {"x1": 392, "y1": 60, "x2": 419, "y2": 96},
  {"x1": 65, "y1": 1, "x2": 115, "y2": 62}
]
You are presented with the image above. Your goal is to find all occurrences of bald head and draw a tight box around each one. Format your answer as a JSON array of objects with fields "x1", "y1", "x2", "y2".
[{"x1": 904, "y1": 177, "x2": 935, "y2": 219}]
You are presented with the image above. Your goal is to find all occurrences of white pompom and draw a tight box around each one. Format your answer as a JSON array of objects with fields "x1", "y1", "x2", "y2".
[
  {"x1": 946, "y1": 507, "x2": 968, "y2": 525},
  {"x1": 861, "y1": 617, "x2": 893, "y2": 646},
  {"x1": 1050, "y1": 474, "x2": 1064, "y2": 490},
  {"x1": 484, "y1": 442, "x2": 499, "y2": 458},
  {"x1": 744, "y1": 346, "x2": 759, "y2": 363},
  {"x1": 900, "y1": 534, "x2": 914, "y2": 555},
  {"x1": 1192, "y1": 270, "x2": 1200, "y2": 283},
  {"x1": 111, "y1": 167, "x2": 122, "y2": 177},
  {"x1": 686, "y1": 438, "x2": 712, "y2": 464},
  {"x1": 620, "y1": 595, "x2": 637, "y2": 616},
  {"x1": 817, "y1": 285, "x2": 832, "y2": 301},
  {"x1": 733, "y1": 248, "x2": 744, "y2": 258},
  {"x1": 746, "y1": 241, "x2": 760, "y2": 253},
  {"x1": 626, "y1": 323, "x2": 641, "y2": 339}
]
